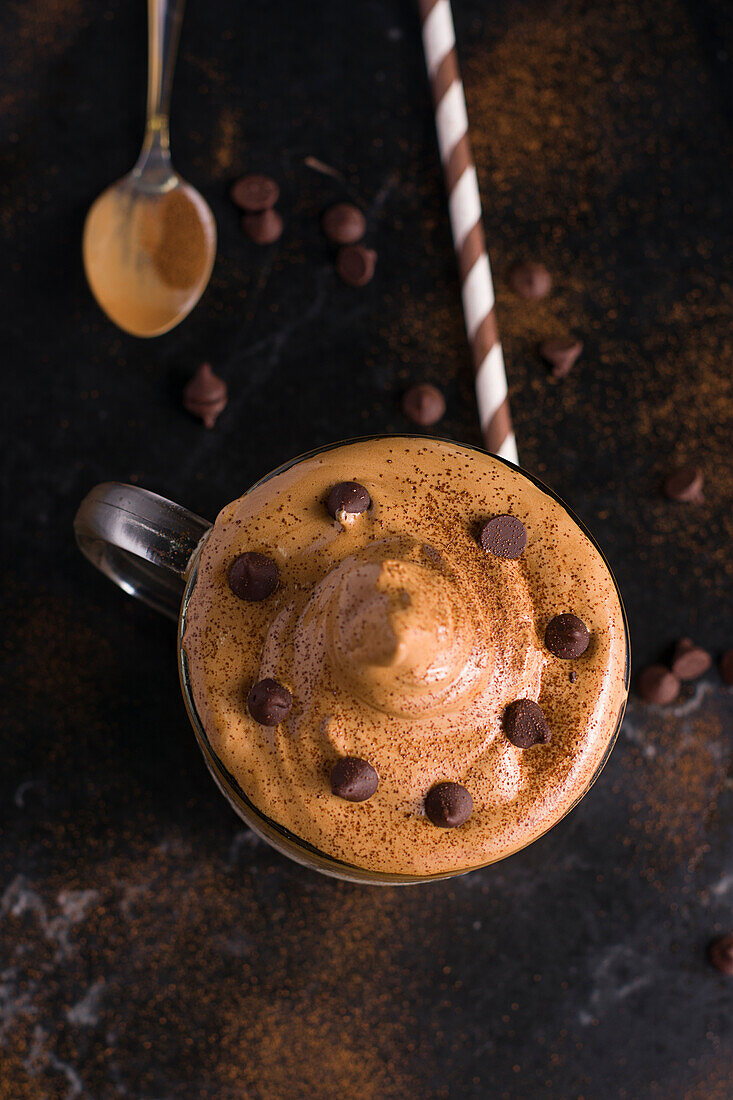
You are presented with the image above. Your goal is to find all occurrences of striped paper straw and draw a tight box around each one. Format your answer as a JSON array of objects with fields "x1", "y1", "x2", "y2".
[{"x1": 418, "y1": 0, "x2": 518, "y2": 465}]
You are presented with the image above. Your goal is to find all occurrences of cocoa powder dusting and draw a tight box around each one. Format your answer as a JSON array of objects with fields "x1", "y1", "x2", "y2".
[
  {"x1": 146, "y1": 188, "x2": 208, "y2": 290},
  {"x1": 212, "y1": 106, "x2": 241, "y2": 175},
  {"x1": 0, "y1": 841, "x2": 435, "y2": 1098},
  {"x1": 618, "y1": 697, "x2": 727, "y2": 889}
]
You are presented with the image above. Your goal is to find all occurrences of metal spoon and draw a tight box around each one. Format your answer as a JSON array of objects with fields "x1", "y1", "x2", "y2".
[{"x1": 83, "y1": 0, "x2": 216, "y2": 338}]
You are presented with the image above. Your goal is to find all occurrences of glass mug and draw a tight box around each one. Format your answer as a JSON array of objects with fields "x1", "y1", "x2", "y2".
[{"x1": 74, "y1": 436, "x2": 630, "y2": 885}]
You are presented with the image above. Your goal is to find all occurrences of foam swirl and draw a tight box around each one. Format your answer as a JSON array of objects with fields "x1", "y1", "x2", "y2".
[
  {"x1": 289, "y1": 538, "x2": 491, "y2": 718},
  {"x1": 183, "y1": 438, "x2": 629, "y2": 875}
]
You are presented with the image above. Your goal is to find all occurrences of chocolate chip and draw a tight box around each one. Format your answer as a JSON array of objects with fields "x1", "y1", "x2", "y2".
[
  {"x1": 721, "y1": 650, "x2": 733, "y2": 686},
  {"x1": 321, "y1": 203, "x2": 366, "y2": 245},
  {"x1": 479, "y1": 514, "x2": 527, "y2": 559},
  {"x1": 182, "y1": 363, "x2": 228, "y2": 429},
  {"x1": 545, "y1": 614, "x2": 591, "y2": 659},
  {"x1": 330, "y1": 757, "x2": 379, "y2": 802},
  {"x1": 424, "y1": 782, "x2": 473, "y2": 828},
  {"x1": 401, "y1": 383, "x2": 446, "y2": 426},
  {"x1": 230, "y1": 174, "x2": 279, "y2": 212},
  {"x1": 247, "y1": 678, "x2": 292, "y2": 725},
  {"x1": 539, "y1": 336, "x2": 584, "y2": 379},
  {"x1": 569, "y1": 670, "x2": 577, "y2": 683},
  {"x1": 637, "y1": 664, "x2": 680, "y2": 705},
  {"x1": 508, "y1": 261, "x2": 552, "y2": 300},
  {"x1": 326, "y1": 481, "x2": 371, "y2": 519},
  {"x1": 663, "y1": 466, "x2": 704, "y2": 503},
  {"x1": 227, "y1": 552, "x2": 279, "y2": 601},
  {"x1": 243, "y1": 208, "x2": 283, "y2": 244},
  {"x1": 502, "y1": 699, "x2": 552, "y2": 748},
  {"x1": 671, "y1": 638, "x2": 712, "y2": 681},
  {"x1": 708, "y1": 934, "x2": 733, "y2": 976},
  {"x1": 336, "y1": 244, "x2": 377, "y2": 287}
]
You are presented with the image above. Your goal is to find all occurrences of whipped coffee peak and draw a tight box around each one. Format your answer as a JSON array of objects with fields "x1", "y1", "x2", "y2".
[
  {"x1": 315, "y1": 545, "x2": 497, "y2": 718},
  {"x1": 183, "y1": 438, "x2": 628, "y2": 876}
]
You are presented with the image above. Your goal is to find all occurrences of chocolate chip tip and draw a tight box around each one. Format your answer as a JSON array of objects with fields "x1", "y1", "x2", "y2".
[
  {"x1": 708, "y1": 933, "x2": 733, "y2": 976},
  {"x1": 663, "y1": 465, "x2": 704, "y2": 503},
  {"x1": 243, "y1": 208, "x2": 283, "y2": 244},
  {"x1": 247, "y1": 678, "x2": 292, "y2": 726},
  {"x1": 230, "y1": 173, "x2": 280, "y2": 212},
  {"x1": 227, "y1": 552, "x2": 279, "y2": 602},
  {"x1": 424, "y1": 782, "x2": 473, "y2": 828},
  {"x1": 401, "y1": 383, "x2": 446, "y2": 427},
  {"x1": 539, "y1": 336, "x2": 584, "y2": 379},
  {"x1": 326, "y1": 481, "x2": 371, "y2": 519},
  {"x1": 322, "y1": 202, "x2": 366, "y2": 245},
  {"x1": 720, "y1": 650, "x2": 733, "y2": 686},
  {"x1": 637, "y1": 664, "x2": 680, "y2": 705},
  {"x1": 508, "y1": 260, "x2": 552, "y2": 300},
  {"x1": 183, "y1": 363, "x2": 228, "y2": 428},
  {"x1": 330, "y1": 756, "x2": 379, "y2": 802},
  {"x1": 479, "y1": 514, "x2": 528, "y2": 559},
  {"x1": 336, "y1": 244, "x2": 377, "y2": 287},
  {"x1": 545, "y1": 614, "x2": 591, "y2": 659},
  {"x1": 671, "y1": 638, "x2": 712, "y2": 681},
  {"x1": 502, "y1": 699, "x2": 552, "y2": 749}
]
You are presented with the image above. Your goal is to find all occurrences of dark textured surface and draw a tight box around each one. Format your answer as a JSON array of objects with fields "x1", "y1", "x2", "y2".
[{"x1": 1, "y1": 0, "x2": 732, "y2": 1097}]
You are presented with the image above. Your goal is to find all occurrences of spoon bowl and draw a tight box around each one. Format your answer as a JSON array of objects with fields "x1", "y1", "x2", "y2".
[
  {"x1": 83, "y1": 172, "x2": 216, "y2": 338},
  {"x1": 83, "y1": 0, "x2": 216, "y2": 338}
]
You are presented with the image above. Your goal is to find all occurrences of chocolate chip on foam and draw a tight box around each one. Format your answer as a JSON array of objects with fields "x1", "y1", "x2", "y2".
[
  {"x1": 182, "y1": 437, "x2": 630, "y2": 876},
  {"x1": 545, "y1": 614, "x2": 590, "y2": 659},
  {"x1": 228, "y1": 552, "x2": 279, "y2": 601},
  {"x1": 247, "y1": 678, "x2": 292, "y2": 725},
  {"x1": 479, "y1": 514, "x2": 527, "y2": 559},
  {"x1": 330, "y1": 757, "x2": 379, "y2": 802},
  {"x1": 502, "y1": 699, "x2": 551, "y2": 748},
  {"x1": 424, "y1": 782, "x2": 473, "y2": 828},
  {"x1": 326, "y1": 481, "x2": 371, "y2": 520}
]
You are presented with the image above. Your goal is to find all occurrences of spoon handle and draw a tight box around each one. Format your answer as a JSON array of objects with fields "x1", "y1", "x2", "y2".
[{"x1": 138, "y1": 0, "x2": 185, "y2": 171}]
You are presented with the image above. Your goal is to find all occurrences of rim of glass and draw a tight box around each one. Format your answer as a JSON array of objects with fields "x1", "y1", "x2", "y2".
[{"x1": 177, "y1": 435, "x2": 631, "y2": 885}]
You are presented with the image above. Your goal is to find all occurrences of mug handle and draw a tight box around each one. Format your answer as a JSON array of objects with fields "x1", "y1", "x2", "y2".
[{"x1": 74, "y1": 482, "x2": 212, "y2": 621}]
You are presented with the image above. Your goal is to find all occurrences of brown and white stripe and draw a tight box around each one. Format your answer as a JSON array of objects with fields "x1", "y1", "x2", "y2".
[{"x1": 418, "y1": 0, "x2": 518, "y2": 465}]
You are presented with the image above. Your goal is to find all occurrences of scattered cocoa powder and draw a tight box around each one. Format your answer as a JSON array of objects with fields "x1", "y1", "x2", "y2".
[
  {"x1": 142, "y1": 188, "x2": 209, "y2": 290},
  {"x1": 618, "y1": 703, "x2": 727, "y2": 889}
]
